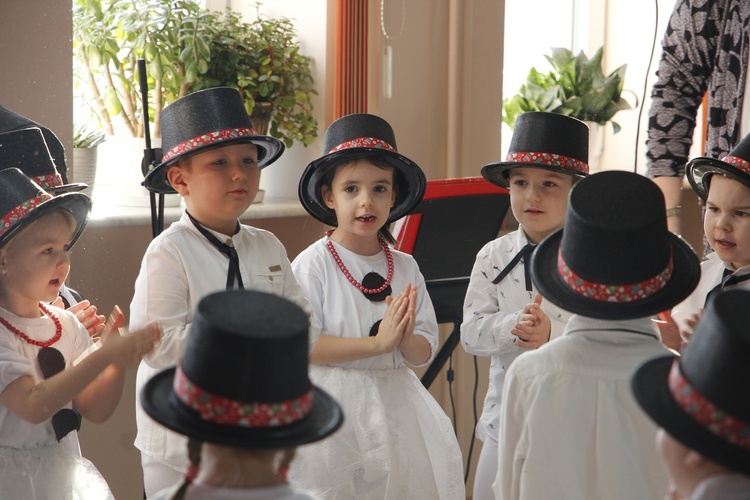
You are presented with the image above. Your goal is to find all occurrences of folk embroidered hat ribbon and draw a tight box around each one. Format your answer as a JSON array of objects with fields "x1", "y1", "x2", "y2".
[
  {"x1": 0, "y1": 127, "x2": 87, "y2": 194},
  {"x1": 631, "y1": 290, "x2": 750, "y2": 477},
  {"x1": 298, "y1": 113, "x2": 426, "y2": 226},
  {"x1": 686, "y1": 131, "x2": 750, "y2": 201},
  {"x1": 481, "y1": 112, "x2": 590, "y2": 188},
  {"x1": 0, "y1": 168, "x2": 90, "y2": 251},
  {"x1": 141, "y1": 290, "x2": 343, "y2": 448},
  {"x1": 530, "y1": 170, "x2": 700, "y2": 319},
  {"x1": 142, "y1": 87, "x2": 285, "y2": 194}
]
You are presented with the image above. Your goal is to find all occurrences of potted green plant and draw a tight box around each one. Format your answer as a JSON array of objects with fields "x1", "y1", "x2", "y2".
[
  {"x1": 73, "y1": 0, "x2": 216, "y2": 138},
  {"x1": 72, "y1": 123, "x2": 106, "y2": 196},
  {"x1": 194, "y1": 6, "x2": 318, "y2": 148},
  {"x1": 502, "y1": 47, "x2": 630, "y2": 133}
]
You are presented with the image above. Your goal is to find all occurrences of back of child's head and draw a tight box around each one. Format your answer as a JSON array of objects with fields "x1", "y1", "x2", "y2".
[
  {"x1": 632, "y1": 289, "x2": 750, "y2": 478},
  {"x1": 298, "y1": 113, "x2": 426, "y2": 242},
  {"x1": 687, "y1": 131, "x2": 750, "y2": 201},
  {"x1": 482, "y1": 112, "x2": 589, "y2": 189},
  {"x1": 0, "y1": 168, "x2": 90, "y2": 252},
  {"x1": 143, "y1": 87, "x2": 285, "y2": 194},
  {"x1": 141, "y1": 289, "x2": 343, "y2": 449}
]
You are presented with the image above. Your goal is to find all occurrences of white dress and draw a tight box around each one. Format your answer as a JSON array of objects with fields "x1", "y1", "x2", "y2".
[
  {"x1": 289, "y1": 238, "x2": 465, "y2": 500},
  {"x1": 0, "y1": 305, "x2": 113, "y2": 499}
]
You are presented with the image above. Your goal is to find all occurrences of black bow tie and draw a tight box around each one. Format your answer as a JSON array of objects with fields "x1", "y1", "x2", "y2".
[
  {"x1": 187, "y1": 211, "x2": 244, "y2": 290},
  {"x1": 492, "y1": 243, "x2": 536, "y2": 291},
  {"x1": 704, "y1": 268, "x2": 750, "y2": 307}
]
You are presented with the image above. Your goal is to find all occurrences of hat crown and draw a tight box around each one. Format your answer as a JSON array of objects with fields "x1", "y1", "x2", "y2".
[
  {"x1": 508, "y1": 112, "x2": 589, "y2": 163},
  {"x1": 322, "y1": 113, "x2": 398, "y2": 155},
  {"x1": 0, "y1": 127, "x2": 58, "y2": 177},
  {"x1": 561, "y1": 170, "x2": 670, "y2": 284},
  {"x1": 180, "y1": 290, "x2": 311, "y2": 406},
  {"x1": 681, "y1": 290, "x2": 750, "y2": 421}
]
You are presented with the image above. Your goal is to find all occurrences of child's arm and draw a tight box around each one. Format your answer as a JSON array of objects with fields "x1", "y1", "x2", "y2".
[
  {"x1": 0, "y1": 318, "x2": 161, "y2": 425},
  {"x1": 461, "y1": 243, "x2": 530, "y2": 357},
  {"x1": 309, "y1": 290, "x2": 411, "y2": 365},
  {"x1": 511, "y1": 294, "x2": 552, "y2": 349},
  {"x1": 398, "y1": 284, "x2": 431, "y2": 365}
]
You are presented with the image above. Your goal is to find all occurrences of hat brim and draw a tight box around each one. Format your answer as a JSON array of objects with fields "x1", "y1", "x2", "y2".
[
  {"x1": 531, "y1": 229, "x2": 700, "y2": 319},
  {"x1": 631, "y1": 356, "x2": 750, "y2": 476},
  {"x1": 481, "y1": 162, "x2": 588, "y2": 189},
  {"x1": 141, "y1": 368, "x2": 344, "y2": 449},
  {"x1": 298, "y1": 148, "x2": 426, "y2": 226},
  {"x1": 686, "y1": 156, "x2": 750, "y2": 201},
  {"x1": 0, "y1": 192, "x2": 90, "y2": 250},
  {"x1": 143, "y1": 136, "x2": 285, "y2": 194},
  {"x1": 47, "y1": 182, "x2": 88, "y2": 195}
]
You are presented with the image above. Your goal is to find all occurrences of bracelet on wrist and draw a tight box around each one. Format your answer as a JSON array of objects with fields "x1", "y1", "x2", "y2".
[{"x1": 665, "y1": 206, "x2": 682, "y2": 218}]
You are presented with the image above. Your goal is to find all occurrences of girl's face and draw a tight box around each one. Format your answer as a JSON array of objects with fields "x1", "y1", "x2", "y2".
[
  {"x1": 167, "y1": 142, "x2": 260, "y2": 235},
  {"x1": 322, "y1": 160, "x2": 396, "y2": 250},
  {"x1": 704, "y1": 175, "x2": 750, "y2": 269},
  {"x1": 508, "y1": 167, "x2": 574, "y2": 244},
  {"x1": 0, "y1": 211, "x2": 75, "y2": 317}
]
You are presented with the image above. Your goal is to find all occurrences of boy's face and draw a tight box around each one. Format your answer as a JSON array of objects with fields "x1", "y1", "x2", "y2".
[
  {"x1": 322, "y1": 160, "x2": 395, "y2": 246},
  {"x1": 704, "y1": 175, "x2": 750, "y2": 269},
  {"x1": 167, "y1": 142, "x2": 260, "y2": 234},
  {"x1": 0, "y1": 211, "x2": 74, "y2": 316},
  {"x1": 508, "y1": 167, "x2": 574, "y2": 244}
]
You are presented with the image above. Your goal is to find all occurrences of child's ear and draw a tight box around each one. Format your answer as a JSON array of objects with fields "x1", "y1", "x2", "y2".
[
  {"x1": 322, "y1": 186, "x2": 335, "y2": 209},
  {"x1": 166, "y1": 165, "x2": 189, "y2": 196}
]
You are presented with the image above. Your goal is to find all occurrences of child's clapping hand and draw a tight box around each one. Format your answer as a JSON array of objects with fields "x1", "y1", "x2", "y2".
[
  {"x1": 99, "y1": 307, "x2": 162, "y2": 367},
  {"x1": 374, "y1": 287, "x2": 412, "y2": 354},
  {"x1": 52, "y1": 297, "x2": 107, "y2": 338},
  {"x1": 679, "y1": 310, "x2": 702, "y2": 351},
  {"x1": 512, "y1": 294, "x2": 551, "y2": 349}
]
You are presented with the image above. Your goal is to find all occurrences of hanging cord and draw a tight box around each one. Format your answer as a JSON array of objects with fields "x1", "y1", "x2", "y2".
[
  {"x1": 464, "y1": 355, "x2": 479, "y2": 483},
  {"x1": 633, "y1": 0, "x2": 660, "y2": 173},
  {"x1": 380, "y1": 0, "x2": 406, "y2": 41}
]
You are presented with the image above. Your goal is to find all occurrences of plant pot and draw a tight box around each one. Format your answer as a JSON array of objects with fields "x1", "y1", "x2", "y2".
[
  {"x1": 250, "y1": 102, "x2": 274, "y2": 135},
  {"x1": 584, "y1": 121, "x2": 605, "y2": 171},
  {"x1": 96, "y1": 135, "x2": 181, "y2": 208},
  {"x1": 72, "y1": 147, "x2": 98, "y2": 197}
]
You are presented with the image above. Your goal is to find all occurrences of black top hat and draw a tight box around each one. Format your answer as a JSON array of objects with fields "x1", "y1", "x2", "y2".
[
  {"x1": 531, "y1": 170, "x2": 700, "y2": 319},
  {"x1": 298, "y1": 113, "x2": 426, "y2": 226},
  {"x1": 142, "y1": 87, "x2": 285, "y2": 194},
  {"x1": 0, "y1": 105, "x2": 70, "y2": 185},
  {"x1": 632, "y1": 290, "x2": 750, "y2": 477},
  {"x1": 482, "y1": 112, "x2": 590, "y2": 188},
  {"x1": 0, "y1": 128, "x2": 87, "y2": 194},
  {"x1": 141, "y1": 290, "x2": 343, "y2": 448},
  {"x1": 687, "y1": 131, "x2": 750, "y2": 201},
  {"x1": 0, "y1": 168, "x2": 90, "y2": 250}
]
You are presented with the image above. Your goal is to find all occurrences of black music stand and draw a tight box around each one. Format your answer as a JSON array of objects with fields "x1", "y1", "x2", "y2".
[{"x1": 393, "y1": 177, "x2": 510, "y2": 389}]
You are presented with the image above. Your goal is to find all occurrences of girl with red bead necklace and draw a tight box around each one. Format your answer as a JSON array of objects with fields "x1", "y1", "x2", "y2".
[
  {"x1": 0, "y1": 168, "x2": 162, "y2": 499},
  {"x1": 290, "y1": 114, "x2": 465, "y2": 499}
]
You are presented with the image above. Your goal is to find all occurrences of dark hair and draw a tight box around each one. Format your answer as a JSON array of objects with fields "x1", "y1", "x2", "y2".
[{"x1": 318, "y1": 154, "x2": 405, "y2": 245}]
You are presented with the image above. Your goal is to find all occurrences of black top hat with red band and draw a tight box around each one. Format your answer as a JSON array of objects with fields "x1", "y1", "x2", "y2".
[
  {"x1": 0, "y1": 127, "x2": 87, "y2": 194},
  {"x1": 687, "y1": 132, "x2": 750, "y2": 201},
  {"x1": 632, "y1": 290, "x2": 750, "y2": 477},
  {"x1": 482, "y1": 112, "x2": 590, "y2": 188},
  {"x1": 141, "y1": 290, "x2": 343, "y2": 448},
  {"x1": 298, "y1": 113, "x2": 426, "y2": 226},
  {"x1": 0, "y1": 168, "x2": 90, "y2": 250},
  {"x1": 0, "y1": 105, "x2": 70, "y2": 185},
  {"x1": 531, "y1": 170, "x2": 699, "y2": 319},
  {"x1": 143, "y1": 87, "x2": 285, "y2": 194}
]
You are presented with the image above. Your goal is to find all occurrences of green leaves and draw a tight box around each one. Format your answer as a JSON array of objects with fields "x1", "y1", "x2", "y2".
[{"x1": 503, "y1": 46, "x2": 630, "y2": 133}]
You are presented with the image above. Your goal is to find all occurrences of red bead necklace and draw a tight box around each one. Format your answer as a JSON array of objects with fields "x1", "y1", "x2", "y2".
[
  {"x1": 0, "y1": 303, "x2": 62, "y2": 347},
  {"x1": 325, "y1": 230, "x2": 394, "y2": 294}
]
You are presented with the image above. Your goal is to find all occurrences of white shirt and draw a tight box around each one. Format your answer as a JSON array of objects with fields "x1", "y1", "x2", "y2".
[
  {"x1": 0, "y1": 304, "x2": 90, "y2": 449},
  {"x1": 460, "y1": 229, "x2": 571, "y2": 443},
  {"x1": 291, "y1": 237, "x2": 437, "y2": 369},
  {"x1": 132, "y1": 211, "x2": 319, "y2": 472},
  {"x1": 495, "y1": 315, "x2": 671, "y2": 500},
  {"x1": 672, "y1": 252, "x2": 750, "y2": 331},
  {"x1": 149, "y1": 482, "x2": 319, "y2": 500}
]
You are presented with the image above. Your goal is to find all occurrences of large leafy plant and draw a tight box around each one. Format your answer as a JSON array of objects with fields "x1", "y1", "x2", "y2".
[
  {"x1": 194, "y1": 7, "x2": 318, "y2": 148},
  {"x1": 503, "y1": 47, "x2": 630, "y2": 133}
]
